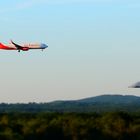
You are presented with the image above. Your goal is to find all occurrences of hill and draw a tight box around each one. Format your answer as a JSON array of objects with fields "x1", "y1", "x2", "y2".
[
  {"x1": 0, "y1": 95, "x2": 140, "y2": 112},
  {"x1": 78, "y1": 94, "x2": 140, "y2": 104},
  {"x1": 48, "y1": 95, "x2": 140, "y2": 112}
]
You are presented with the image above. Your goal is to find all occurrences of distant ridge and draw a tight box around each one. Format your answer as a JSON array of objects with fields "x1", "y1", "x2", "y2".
[
  {"x1": 77, "y1": 94, "x2": 140, "y2": 104},
  {"x1": 47, "y1": 94, "x2": 140, "y2": 112},
  {"x1": 0, "y1": 95, "x2": 140, "y2": 112}
]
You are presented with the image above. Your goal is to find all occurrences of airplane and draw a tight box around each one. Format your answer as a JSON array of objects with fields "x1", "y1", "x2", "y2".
[
  {"x1": 129, "y1": 82, "x2": 140, "y2": 88},
  {"x1": 0, "y1": 40, "x2": 48, "y2": 52}
]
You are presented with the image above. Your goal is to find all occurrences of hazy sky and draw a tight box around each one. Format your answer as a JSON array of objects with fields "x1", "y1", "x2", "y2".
[{"x1": 0, "y1": 0, "x2": 140, "y2": 102}]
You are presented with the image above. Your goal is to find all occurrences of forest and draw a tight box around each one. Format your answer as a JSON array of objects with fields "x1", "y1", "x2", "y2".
[{"x1": 0, "y1": 111, "x2": 139, "y2": 140}]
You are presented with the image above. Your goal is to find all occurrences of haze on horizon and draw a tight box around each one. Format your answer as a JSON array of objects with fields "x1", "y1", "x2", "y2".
[{"x1": 0, "y1": 0, "x2": 140, "y2": 103}]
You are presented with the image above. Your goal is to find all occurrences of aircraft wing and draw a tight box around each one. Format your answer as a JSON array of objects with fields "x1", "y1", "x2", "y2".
[{"x1": 11, "y1": 40, "x2": 23, "y2": 51}]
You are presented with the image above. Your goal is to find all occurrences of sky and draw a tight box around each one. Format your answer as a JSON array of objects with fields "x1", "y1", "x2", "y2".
[{"x1": 0, "y1": 0, "x2": 140, "y2": 102}]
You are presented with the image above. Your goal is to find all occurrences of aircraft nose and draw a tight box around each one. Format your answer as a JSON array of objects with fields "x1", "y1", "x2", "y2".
[{"x1": 41, "y1": 43, "x2": 48, "y2": 49}]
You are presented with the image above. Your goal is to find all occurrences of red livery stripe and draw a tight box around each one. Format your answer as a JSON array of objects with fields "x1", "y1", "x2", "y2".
[{"x1": 0, "y1": 43, "x2": 16, "y2": 50}]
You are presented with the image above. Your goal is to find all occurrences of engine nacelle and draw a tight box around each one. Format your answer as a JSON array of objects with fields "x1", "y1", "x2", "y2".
[{"x1": 22, "y1": 47, "x2": 29, "y2": 51}]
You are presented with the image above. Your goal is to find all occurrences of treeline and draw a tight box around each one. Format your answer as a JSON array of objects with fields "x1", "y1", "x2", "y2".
[
  {"x1": 0, "y1": 112, "x2": 139, "y2": 140},
  {"x1": 0, "y1": 102, "x2": 140, "y2": 113}
]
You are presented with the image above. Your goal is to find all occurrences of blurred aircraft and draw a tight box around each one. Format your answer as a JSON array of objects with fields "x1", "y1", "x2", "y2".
[
  {"x1": 0, "y1": 40, "x2": 48, "y2": 52},
  {"x1": 129, "y1": 82, "x2": 140, "y2": 88}
]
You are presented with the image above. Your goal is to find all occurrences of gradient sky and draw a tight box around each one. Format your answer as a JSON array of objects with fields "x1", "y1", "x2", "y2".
[{"x1": 0, "y1": 0, "x2": 140, "y2": 103}]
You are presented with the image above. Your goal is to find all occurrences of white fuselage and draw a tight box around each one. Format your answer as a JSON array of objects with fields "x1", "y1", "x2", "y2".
[{"x1": 7, "y1": 43, "x2": 42, "y2": 49}]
